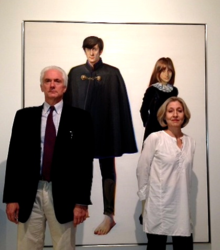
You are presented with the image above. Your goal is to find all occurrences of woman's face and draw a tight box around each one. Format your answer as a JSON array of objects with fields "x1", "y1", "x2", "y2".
[
  {"x1": 159, "y1": 66, "x2": 172, "y2": 84},
  {"x1": 165, "y1": 101, "x2": 185, "y2": 128}
]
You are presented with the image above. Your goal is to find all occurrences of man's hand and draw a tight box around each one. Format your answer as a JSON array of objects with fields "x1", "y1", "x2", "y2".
[
  {"x1": 73, "y1": 205, "x2": 88, "y2": 227},
  {"x1": 6, "y1": 203, "x2": 19, "y2": 224}
]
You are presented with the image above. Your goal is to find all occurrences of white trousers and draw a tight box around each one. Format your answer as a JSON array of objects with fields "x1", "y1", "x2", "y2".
[{"x1": 17, "y1": 181, "x2": 76, "y2": 250}]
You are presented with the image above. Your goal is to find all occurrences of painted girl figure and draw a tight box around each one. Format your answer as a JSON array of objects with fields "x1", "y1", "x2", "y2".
[{"x1": 140, "y1": 57, "x2": 178, "y2": 141}]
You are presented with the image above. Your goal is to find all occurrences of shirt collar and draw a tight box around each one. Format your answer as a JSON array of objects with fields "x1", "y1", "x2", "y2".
[
  {"x1": 86, "y1": 58, "x2": 103, "y2": 72},
  {"x1": 43, "y1": 100, "x2": 63, "y2": 115},
  {"x1": 152, "y1": 82, "x2": 173, "y2": 92}
]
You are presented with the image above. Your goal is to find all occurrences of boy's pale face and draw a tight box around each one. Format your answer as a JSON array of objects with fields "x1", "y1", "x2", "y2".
[{"x1": 85, "y1": 44, "x2": 102, "y2": 67}]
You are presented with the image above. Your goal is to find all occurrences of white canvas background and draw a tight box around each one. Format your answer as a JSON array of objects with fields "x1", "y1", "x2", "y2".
[{"x1": 23, "y1": 22, "x2": 208, "y2": 245}]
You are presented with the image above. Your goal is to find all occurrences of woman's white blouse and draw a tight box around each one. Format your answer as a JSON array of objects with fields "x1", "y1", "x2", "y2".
[{"x1": 137, "y1": 130, "x2": 196, "y2": 236}]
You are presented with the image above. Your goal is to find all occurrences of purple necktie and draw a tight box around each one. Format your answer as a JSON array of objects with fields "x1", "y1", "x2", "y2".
[{"x1": 42, "y1": 106, "x2": 56, "y2": 182}]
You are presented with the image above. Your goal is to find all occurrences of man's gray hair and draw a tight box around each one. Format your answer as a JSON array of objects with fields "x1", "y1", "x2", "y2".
[{"x1": 40, "y1": 66, "x2": 68, "y2": 87}]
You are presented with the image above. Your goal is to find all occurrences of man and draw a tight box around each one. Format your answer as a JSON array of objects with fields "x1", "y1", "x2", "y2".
[
  {"x1": 3, "y1": 66, "x2": 94, "y2": 250},
  {"x1": 64, "y1": 36, "x2": 137, "y2": 235}
]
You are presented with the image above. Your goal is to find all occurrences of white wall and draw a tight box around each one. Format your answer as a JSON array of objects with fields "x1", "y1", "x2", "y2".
[{"x1": 0, "y1": 1, "x2": 219, "y2": 250}]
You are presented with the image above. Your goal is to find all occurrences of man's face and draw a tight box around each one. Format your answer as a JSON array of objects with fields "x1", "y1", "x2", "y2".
[
  {"x1": 40, "y1": 69, "x2": 67, "y2": 104},
  {"x1": 84, "y1": 44, "x2": 102, "y2": 67}
]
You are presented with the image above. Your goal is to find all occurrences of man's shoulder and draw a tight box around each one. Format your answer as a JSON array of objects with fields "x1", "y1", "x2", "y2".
[
  {"x1": 16, "y1": 105, "x2": 42, "y2": 115},
  {"x1": 63, "y1": 104, "x2": 91, "y2": 117},
  {"x1": 12, "y1": 106, "x2": 42, "y2": 125},
  {"x1": 62, "y1": 105, "x2": 92, "y2": 127}
]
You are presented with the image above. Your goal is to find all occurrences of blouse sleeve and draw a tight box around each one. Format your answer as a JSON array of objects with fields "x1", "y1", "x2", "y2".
[
  {"x1": 136, "y1": 133, "x2": 158, "y2": 200},
  {"x1": 140, "y1": 87, "x2": 157, "y2": 127}
]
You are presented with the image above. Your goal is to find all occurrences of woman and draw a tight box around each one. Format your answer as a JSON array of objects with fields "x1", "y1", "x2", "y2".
[
  {"x1": 137, "y1": 97, "x2": 195, "y2": 250},
  {"x1": 140, "y1": 57, "x2": 178, "y2": 140},
  {"x1": 139, "y1": 57, "x2": 178, "y2": 225}
]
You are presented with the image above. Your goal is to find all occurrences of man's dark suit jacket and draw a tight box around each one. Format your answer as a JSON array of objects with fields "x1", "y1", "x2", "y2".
[{"x1": 3, "y1": 104, "x2": 94, "y2": 224}]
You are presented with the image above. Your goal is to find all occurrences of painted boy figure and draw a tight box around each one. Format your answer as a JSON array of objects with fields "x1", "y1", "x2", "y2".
[{"x1": 64, "y1": 36, "x2": 137, "y2": 235}]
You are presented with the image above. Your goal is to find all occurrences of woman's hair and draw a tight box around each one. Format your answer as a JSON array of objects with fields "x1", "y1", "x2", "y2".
[
  {"x1": 157, "y1": 97, "x2": 191, "y2": 128},
  {"x1": 40, "y1": 66, "x2": 68, "y2": 87},
  {"x1": 149, "y1": 57, "x2": 175, "y2": 86},
  {"x1": 82, "y1": 36, "x2": 104, "y2": 52}
]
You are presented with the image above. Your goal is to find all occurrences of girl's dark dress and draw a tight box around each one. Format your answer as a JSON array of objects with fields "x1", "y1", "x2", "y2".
[{"x1": 140, "y1": 83, "x2": 178, "y2": 141}]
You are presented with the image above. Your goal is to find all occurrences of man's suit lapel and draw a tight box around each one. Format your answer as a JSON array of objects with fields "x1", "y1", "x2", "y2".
[
  {"x1": 57, "y1": 104, "x2": 70, "y2": 138},
  {"x1": 33, "y1": 105, "x2": 44, "y2": 141},
  {"x1": 55, "y1": 104, "x2": 75, "y2": 150},
  {"x1": 33, "y1": 105, "x2": 44, "y2": 169}
]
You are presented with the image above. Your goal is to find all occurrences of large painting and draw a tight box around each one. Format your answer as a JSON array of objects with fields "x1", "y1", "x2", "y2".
[{"x1": 23, "y1": 21, "x2": 209, "y2": 246}]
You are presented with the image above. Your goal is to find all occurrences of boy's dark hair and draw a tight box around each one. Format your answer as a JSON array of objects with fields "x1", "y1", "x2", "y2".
[{"x1": 82, "y1": 36, "x2": 104, "y2": 51}]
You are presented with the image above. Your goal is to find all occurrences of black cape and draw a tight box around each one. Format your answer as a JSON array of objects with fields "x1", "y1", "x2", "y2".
[{"x1": 64, "y1": 59, "x2": 137, "y2": 158}]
